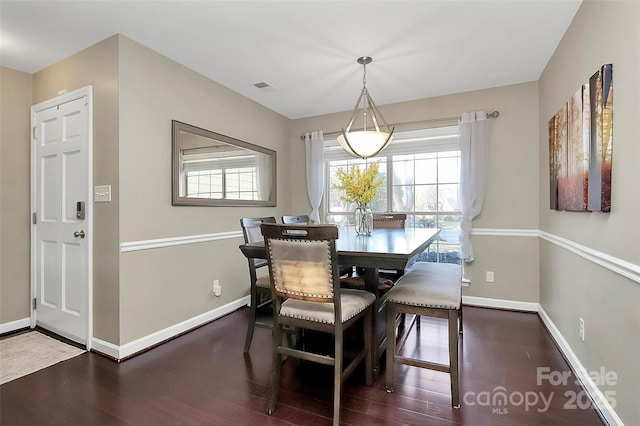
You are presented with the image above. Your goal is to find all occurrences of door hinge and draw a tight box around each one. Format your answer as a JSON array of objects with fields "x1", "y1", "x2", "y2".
[
  {"x1": 32, "y1": 126, "x2": 38, "y2": 139},
  {"x1": 33, "y1": 298, "x2": 37, "y2": 310},
  {"x1": 32, "y1": 212, "x2": 37, "y2": 224}
]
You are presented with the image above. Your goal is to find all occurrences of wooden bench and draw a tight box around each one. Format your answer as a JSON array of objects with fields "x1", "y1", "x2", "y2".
[{"x1": 385, "y1": 262, "x2": 463, "y2": 407}]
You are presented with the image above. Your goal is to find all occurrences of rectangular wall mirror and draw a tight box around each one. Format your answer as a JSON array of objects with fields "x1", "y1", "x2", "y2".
[{"x1": 172, "y1": 120, "x2": 277, "y2": 206}]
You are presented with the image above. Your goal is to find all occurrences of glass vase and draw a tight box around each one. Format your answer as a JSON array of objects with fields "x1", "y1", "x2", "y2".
[{"x1": 354, "y1": 204, "x2": 373, "y2": 235}]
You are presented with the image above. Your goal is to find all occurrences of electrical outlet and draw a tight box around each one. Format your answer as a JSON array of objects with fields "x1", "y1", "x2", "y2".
[
  {"x1": 579, "y1": 317, "x2": 585, "y2": 341},
  {"x1": 486, "y1": 271, "x2": 495, "y2": 283},
  {"x1": 213, "y1": 279, "x2": 221, "y2": 297}
]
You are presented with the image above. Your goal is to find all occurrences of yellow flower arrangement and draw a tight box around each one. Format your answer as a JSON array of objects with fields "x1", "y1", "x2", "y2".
[{"x1": 334, "y1": 162, "x2": 383, "y2": 207}]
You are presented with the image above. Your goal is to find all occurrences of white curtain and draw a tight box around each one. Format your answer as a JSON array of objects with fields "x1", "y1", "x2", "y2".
[
  {"x1": 305, "y1": 131, "x2": 325, "y2": 223},
  {"x1": 459, "y1": 111, "x2": 487, "y2": 262},
  {"x1": 256, "y1": 153, "x2": 271, "y2": 200}
]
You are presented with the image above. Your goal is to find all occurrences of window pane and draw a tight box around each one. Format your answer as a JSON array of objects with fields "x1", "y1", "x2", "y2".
[
  {"x1": 370, "y1": 159, "x2": 387, "y2": 211},
  {"x1": 392, "y1": 158, "x2": 414, "y2": 185},
  {"x1": 438, "y1": 214, "x2": 461, "y2": 244},
  {"x1": 438, "y1": 183, "x2": 459, "y2": 211},
  {"x1": 414, "y1": 184, "x2": 437, "y2": 211},
  {"x1": 411, "y1": 214, "x2": 437, "y2": 228},
  {"x1": 415, "y1": 158, "x2": 437, "y2": 184},
  {"x1": 226, "y1": 171, "x2": 239, "y2": 193},
  {"x1": 186, "y1": 170, "x2": 223, "y2": 199},
  {"x1": 438, "y1": 156, "x2": 459, "y2": 183},
  {"x1": 392, "y1": 185, "x2": 413, "y2": 211},
  {"x1": 329, "y1": 158, "x2": 385, "y2": 211},
  {"x1": 413, "y1": 214, "x2": 439, "y2": 262},
  {"x1": 328, "y1": 162, "x2": 349, "y2": 211}
]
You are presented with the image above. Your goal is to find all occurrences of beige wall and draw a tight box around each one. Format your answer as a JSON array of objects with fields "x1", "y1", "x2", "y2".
[
  {"x1": 538, "y1": 1, "x2": 640, "y2": 424},
  {"x1": 290, "y1": 82, "x2": 541, "y2": 302},
  {"x1": 117, "y1": 36, "x2": 292, "y2": 343},
  {"x1": 0, "y1": 67, "x2": 32, "y2": 324},
  {"x1": 32, "y1": 35, "x2": 121, "y2": 343}
]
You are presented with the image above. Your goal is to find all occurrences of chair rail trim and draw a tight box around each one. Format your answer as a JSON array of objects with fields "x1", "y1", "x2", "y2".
[
  {"x1": 472, "y1": 228, "x2": 640, "y2": 284},
  {"x1": 117, "y1": 227, "x2": 639, "y2": 283},
  {"x1": 120, "y1": 231, "x2": 243, "y2": 253}
]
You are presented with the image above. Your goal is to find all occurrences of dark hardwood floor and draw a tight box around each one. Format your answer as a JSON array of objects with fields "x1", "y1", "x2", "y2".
[{"x1": 1, "y1": 306, "x2": 604, "y2": 425}]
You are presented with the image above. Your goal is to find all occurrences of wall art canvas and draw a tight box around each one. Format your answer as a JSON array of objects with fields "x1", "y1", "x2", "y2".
[
  {"x1": 549, "y1": 104, "x2": 567, "y2": 210},
  {"x1": 588, "y1": 64, "x2": 613, "y2": 212},
  {"x1": 549, "y1": 64, "x2": 613, "y2": 212}
]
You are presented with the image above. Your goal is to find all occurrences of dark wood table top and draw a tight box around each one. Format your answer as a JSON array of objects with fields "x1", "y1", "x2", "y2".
[{"x1": 239, "y1": 227, "x2": 440, "y2": 271}]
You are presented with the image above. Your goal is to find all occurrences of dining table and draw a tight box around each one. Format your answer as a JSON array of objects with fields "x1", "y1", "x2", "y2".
[{"x1": 238, "y1": 226, "x2": 441, "y2": 375}]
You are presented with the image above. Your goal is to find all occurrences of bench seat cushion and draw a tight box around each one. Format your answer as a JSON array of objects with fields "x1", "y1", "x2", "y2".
[{"x1": 387, "y1": 262, "x2": 462, "y2": 309}]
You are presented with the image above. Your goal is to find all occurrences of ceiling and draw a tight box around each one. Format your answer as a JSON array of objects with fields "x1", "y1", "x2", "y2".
[{"x1": 0, "y1": 1, "x2": 582, "y2": 119}]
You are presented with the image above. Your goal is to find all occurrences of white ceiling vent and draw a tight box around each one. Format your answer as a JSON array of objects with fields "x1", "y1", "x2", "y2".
[{"x1": 253, "y1": 81, "x2": 278, "y2": 91}]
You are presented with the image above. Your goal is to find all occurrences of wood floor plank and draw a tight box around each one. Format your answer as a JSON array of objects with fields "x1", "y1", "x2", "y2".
[{"x1": 0, "y1": 306, "x2": 605, "y2": 425}]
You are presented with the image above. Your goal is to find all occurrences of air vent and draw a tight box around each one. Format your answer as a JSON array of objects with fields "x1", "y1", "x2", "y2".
[{"x1": 253, "y1": 81, "x2": 278, "y2": 91}]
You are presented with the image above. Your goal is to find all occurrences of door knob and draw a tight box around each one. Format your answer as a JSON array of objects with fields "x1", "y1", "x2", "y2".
[{"x1": 74, "y1": 230, "x2": 85, "y2": 239}]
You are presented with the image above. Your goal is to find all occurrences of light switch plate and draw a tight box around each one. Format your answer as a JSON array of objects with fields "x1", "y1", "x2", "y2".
[{"x1": 94, "y1": 185, "x2": 111, "y2": 203}]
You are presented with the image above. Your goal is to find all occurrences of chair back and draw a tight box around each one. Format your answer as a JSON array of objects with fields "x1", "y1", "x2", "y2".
[
  {"x1": 240, "y1": 216, "x2": 277, "y2": 244},
  {"x1": 373, "y1": 213, "x2": 407, "y2": 229},
  {"x1": 281, "y1": 214, "x2": 310, "y2": 225},
  {"x1": 261, "y1": 223, "x2": 340, "y2": 304},
  {"x1": 241, "y1": 217, "x2": 277, "y2": 268}
]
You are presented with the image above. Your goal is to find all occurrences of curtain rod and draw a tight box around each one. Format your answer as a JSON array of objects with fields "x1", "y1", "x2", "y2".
[{"x1": 300, "y1": 110, "x2": 499, "y2": 140}]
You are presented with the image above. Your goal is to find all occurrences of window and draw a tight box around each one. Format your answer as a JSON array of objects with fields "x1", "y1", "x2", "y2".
[
  {"x1": 185, "y1": 167, "x2": 257, "y2": 200},
  {"x1": 325, "y1": 126, "x2": 461, "y2": 264},
  {"x1": 182, "y1": 149, "x2": 259, "y2": 200}
]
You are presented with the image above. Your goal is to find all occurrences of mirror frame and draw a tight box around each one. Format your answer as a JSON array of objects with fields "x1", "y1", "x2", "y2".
[{"x1": 172, "y1": 120, "x2": 277, "y2": 207}]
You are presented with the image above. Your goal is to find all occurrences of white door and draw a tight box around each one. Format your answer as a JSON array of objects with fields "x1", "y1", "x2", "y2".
[{"x1": 32, "y1": 87, "x2": 92, "y2": 346}]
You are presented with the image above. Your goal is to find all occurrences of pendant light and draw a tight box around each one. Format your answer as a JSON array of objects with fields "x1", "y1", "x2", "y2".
[{"x1": 337, "y1": 56, "x2": 394, "y2": 159}]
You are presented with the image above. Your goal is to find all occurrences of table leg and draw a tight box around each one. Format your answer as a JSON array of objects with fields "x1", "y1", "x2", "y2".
[{"x1": 363, "y1": 267, "x2": 385, "y2": 377}]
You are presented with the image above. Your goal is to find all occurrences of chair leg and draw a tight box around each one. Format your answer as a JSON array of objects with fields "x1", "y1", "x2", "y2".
[
  {"x1": 267, "y1": 322, "x2": 282, "y2": 415},
  {"x1": 333, "y1": 331, "x2": 343, "y2": 426},
  {"x1": 244, "y1": 285, "x2": 258, "y2": 353},
  {"x1": 364, "y1": 307, "x2": 373, "y2": 386},
  {"x1": 385, "y1": 302, "x2": 396, "y2": 393},
  {"x1": 448, "y1": 309, "x2": 460, "y2": 408}
]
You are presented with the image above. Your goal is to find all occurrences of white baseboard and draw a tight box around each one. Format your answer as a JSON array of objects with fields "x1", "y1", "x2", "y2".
[
  {"x1": 0, "y1": 317, "x2": 30, "y2": 334},
  {"x1": 90, "y1": 296, "x2": 250, "y2": 360},
  {"x1": 462, "y1": 295, "x2": 539, "y2": 312},
  {"x1": 538, "y1": 307, "x2": 622, "y2": 426}
]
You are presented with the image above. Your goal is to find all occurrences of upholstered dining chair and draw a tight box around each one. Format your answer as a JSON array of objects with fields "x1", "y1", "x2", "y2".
[
  {"x1": 372, "y1": 213, "x2": 407, "y2": 230},
  {"x1": 240, "y1": 216, "x2": 277, "y2": 353},
  {"x1": 374, "y1": 213, "x2": 408, "y2": 281},
  {"x1": 261, "y1": 223, "x2": 374, "y2": 426},
  {"x1": 281, "y1": 214, "x2": 309, "y2": 225}
]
